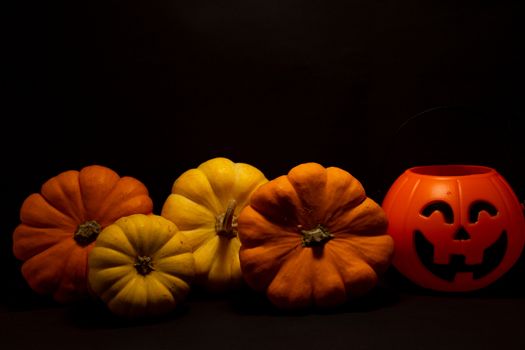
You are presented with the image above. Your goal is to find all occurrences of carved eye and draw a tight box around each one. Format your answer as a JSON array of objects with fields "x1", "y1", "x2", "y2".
[
  {"x1": 469, "y1": 200, "x2": 498, "y2": 223},
  {"x1": 421, "y1": 201, "x2": 454, "y2": 224}
]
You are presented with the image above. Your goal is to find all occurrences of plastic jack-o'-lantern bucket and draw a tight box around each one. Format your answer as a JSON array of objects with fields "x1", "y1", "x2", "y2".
[{"x1": 382, "y1": 165, "x2": 525, "y2": 292}]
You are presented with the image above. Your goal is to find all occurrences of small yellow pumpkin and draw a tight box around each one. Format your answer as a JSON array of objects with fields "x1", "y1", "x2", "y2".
[
  {"x1": 88, "y1": 214, "x2": 194, "y2": 317},
  {"x1": 161, "y1": 157, "x2": 268, "y2": 291}
]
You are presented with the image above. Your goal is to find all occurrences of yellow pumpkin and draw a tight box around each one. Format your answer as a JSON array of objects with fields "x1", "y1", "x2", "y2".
[
  {"x1": 161, "y1": 157, "x2": 268, "y2": 291},
  {"x1": 88, "y1": 214, "x2": 194, "y2": 317}
]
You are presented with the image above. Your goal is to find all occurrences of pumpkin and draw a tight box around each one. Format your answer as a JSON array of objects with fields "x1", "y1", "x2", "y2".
[
  {"x1": 382, "y1": 165, "x2": 525, "y2": 291},
  {"x1": 13, "y1": 165, "x2": 153, "y2": 303},
  {"x1": 88, "y1": 214, "x2": 194, "y2": 317},
  {"x1": 161, "y1": 157, "x2": 267, "y2": 291},
  {"x1": 238, "y1": 163, "x2": 394, "y2": 309}
]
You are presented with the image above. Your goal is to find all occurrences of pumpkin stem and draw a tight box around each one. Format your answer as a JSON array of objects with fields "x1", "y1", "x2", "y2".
[
  {"x1": 301, "y1": 225, "x2": 333, "y2": 247},
  {"x1": 74, "y1": 220, "x2": 101, "y2": 246},
  {"x1": 135, "y1": 256, "x2": 155, "y2": 275},
  {"x1": 215, "y1": 199, "x2": 238, "y2": 238}
]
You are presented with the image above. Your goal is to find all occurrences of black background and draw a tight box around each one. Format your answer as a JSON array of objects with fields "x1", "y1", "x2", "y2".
[{"x1": 2, "y1": 1, "x2": 525, "y2": 349}]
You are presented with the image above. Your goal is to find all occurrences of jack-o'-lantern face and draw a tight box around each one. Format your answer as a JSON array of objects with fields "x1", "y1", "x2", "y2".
[
  {"x1": 415, "y1": 200, "x2": 507, "y2": 282},
  {"x1": 383, "y1": 165, "x2": 525, "y2": 292}
]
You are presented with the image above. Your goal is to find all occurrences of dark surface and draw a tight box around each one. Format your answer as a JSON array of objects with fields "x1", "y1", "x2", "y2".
[
  {"x1": 3, "y1": 1, "x2": 524, "y2": 349},
  {"x1": 2, "y1": 286, "x2": 525, "y2": 350}
]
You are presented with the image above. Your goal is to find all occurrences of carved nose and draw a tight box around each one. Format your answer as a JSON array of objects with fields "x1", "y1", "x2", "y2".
[{"x1": 454, "y1": 227, "x2": 471, "y2": 241}]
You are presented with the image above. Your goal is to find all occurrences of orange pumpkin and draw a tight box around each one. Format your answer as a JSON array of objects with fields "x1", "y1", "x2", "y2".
[
  {"x1": 238, "y1": 163, "x2": 394, "y2": 309},
  {"x1": 13, "y1": 165, "x2": 153, "y2": 303}
]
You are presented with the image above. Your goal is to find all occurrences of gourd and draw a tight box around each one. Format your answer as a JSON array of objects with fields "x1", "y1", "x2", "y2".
[
  {"x1": 13, "y1": 165, "x2": 153, "y2": 303},
  {"x1": 88, "y1": 214, "x2": 194, "y2": 317},
  {"x1": 238, "y1": 163, "x2": 394, "y2": 309},
  {"x1": 161, "y1": 157, "x2": 267, "y2": 291}
]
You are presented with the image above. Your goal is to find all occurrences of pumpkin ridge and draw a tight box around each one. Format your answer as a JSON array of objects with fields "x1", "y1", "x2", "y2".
[
  {"x1": 22, "y1": 238, "x2": 76, "y2": 295},
  {"x1": 328, "y1": 198, "x2": 388, "y2": 236},
  {"x1": 228, "y1": 240, "x2": 241, "y2": 283},
  {"x1": 237, "y1": 206, "x2": 302, "y2": 249},
  {"x1": 153, "y1": 271, "x2": 191, "y2": 300},
  {"x1": 155, "y1": 270, "x2": 185, "y2": 286},
  {"x1": 329, "y1": 238, "x2": 370, "y2": 267},
  {"x1": 78, "y1": 165, "x2": 121, "y2": 220},
  {"x1": 276, "y1": 243, "x2": 303, "y2": 273},
  {"x1": 177, "y1": 227, "x2": 216, "y2": 253},
  {"x1": 324, "y1": 194, "x2": 368, "y2": 225},
  {"x1": 112, "y1": 215, "x2": 151, "y2": 256},
  {"x1": 344, "y1": 238, "x2": 382, "y2": 265},
  {"x1": 242, "y1": 240, "x2": 302, "y2": 265},
  {"x1": 154, "y1": 252, "x2": 194, "y2": 276},
  {"x1": 53, "y1": 241, "x2": 81, "y2": 298},
  {"x1": 63, "y1": 172, "x2": 87, "y2": 222},
  {"x1": 171, "y1": 169, "x2": 223, "y2": 215},
  {"x1": 151, "y1": 231, "x2": 183, "y2": 259},
  {"x1": 287, "y1": 163, "x2": 328, "y2": 223},
  {"x1": 267, "y1": 247, "x2": 313, "y2": 308},
  {"x1": 40, "y1": 174, "x2": 84, "y2": 224},
  {"x1": 321, "y1": 244, "x2": 349, "y2": 294},
  {"x1": 22, "y1": 194, "x2": 77, "y2": 229},
  {"x1": 96, "y1": 267, "x2": 135, "y2": 302},
  {"x1": 90, "y1": 246, "x2": 135, "y2": 268},
  {"x1": 309, "y1": 247, "x2": 347, "y2": 308},
  {"x1": 42, "y1": 170, "x2": 86, "y2": 221},
  {"x1": 141, "y1": 216, "x2": 178, "y2": 257},
  {"x1": 13, "y1": 225, "x2": 72, "y2": 260},
  {"x1": 320, "y1": 167, "x2": 367, "y2": 223},
  {"x1": 329, "y1": 238, "x2": 392, "y2": 277},
  {"x1": 144, "y1": 275, "x2": 175, "y2": 314},
  {"x1": 324, "y1": 242, "x2": 378, "y2": 296},
  {"x1": 253, "y1": 209, "x2": 304, "y2": 235},
  {"x1": 239, "y1": 231, "x2": 305, "y2": 292},
  {"x1": 54, "y1": 245, "x2": 88, "y2": 301},
  {"x1": 267, "y1": 243, "x2": 304, "y2": 277},
  {"x1": 95, "y1": 177, "x2": 150, "y2": 222},
  {"x1": 107, "y1": 274, "x2": 139, "y2": 308},
  {"x1": 197, "y1": 158, "x2": 237, "y2": 210},
  {"x1": 161, "y1": 193, "x2": 217, "y2": 236},
  {"x1": 249, "y1": 175, "x2": 305, "y2": 228},
  {"x1": 205, "y1": 237, "x2": 232, "y2": 284},
  {"x1": 152, "y1": 232, "x2": 189, "y2": 261},
  {"x1": 191, "y1": 235, "x2": 220, "y2": 279},
  {"x1": 364, "y1": 236, "x2": 394, "y2": 273},
  {"x1": 111, "y1": 222, "x2": 139, "y2": 257},
  {"x1": 16, "y1": 220, "x2": 70, "y2": 231},
  {"x1": 95, "y1": 224, "x2": 137, "y2": 257},
  {"x1": 231, "y1": 162, "x2": 267, "y2": 211},
  {"x1": 184, "y1": 194, "x2": 218, "y2": 218}
]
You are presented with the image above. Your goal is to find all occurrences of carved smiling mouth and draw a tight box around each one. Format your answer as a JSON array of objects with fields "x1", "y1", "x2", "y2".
[{"x1": 414, "y1": 230, "x2": 508, "y2": 281}]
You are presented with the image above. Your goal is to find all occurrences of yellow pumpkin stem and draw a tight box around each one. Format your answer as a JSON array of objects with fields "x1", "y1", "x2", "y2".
[
  {"x1": 301, "y1": 225, "x2": 333, "y2": 247},
  {"x1": 135, "y1": 256, "x2": 155, "y2": 275},
  {"x1": 74, "y1": 220, "x2": 101, "y2": 246},
  {"x1": 215, "y1": 199, "x2": 238, "y2": 238}
]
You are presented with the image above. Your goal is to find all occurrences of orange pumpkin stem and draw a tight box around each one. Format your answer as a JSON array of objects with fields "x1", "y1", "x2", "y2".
[
  {"x1": 74, "y1": 220, "x2": 101, "y2": 246},
  {"x1": 135, "y1": 256, "x2": 155, "y2": 275},
  {"x1": 301, "y1": 225, "x2": 333, "y2": 247},
  {"x1": 215, "y1": 199, "x2": 238, "y2": 238}
]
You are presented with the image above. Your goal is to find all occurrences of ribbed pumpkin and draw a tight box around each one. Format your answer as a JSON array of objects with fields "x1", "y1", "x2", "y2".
[
  {"x1": 88, "y1": 214, "x2": 194, "y2": 317},
  {"x1": 13, "y1": 165, "x2": 153, "y2": 303},
  {"x1": 161, "y1": 157, "x2": 267, "y2": 291},
  {"x1": 238, "y1": 163, "x2": 394, "y2": 309}
]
